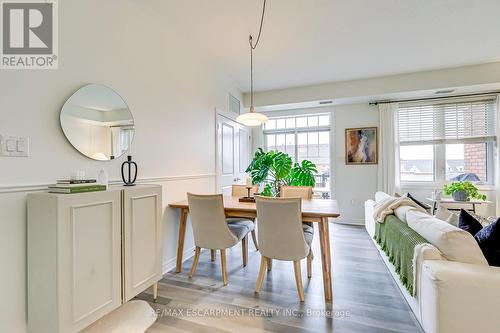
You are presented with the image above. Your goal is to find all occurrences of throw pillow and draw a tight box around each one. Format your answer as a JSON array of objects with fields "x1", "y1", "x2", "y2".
[
  {"x1": 458, "y1": 209, "x2": 483, "y2": 235},
  {"x1": 405, "y1": 193, "x2": 431, "y2": 211},
  {"x1": 435, "y1": 206, "x2": 459, "y2": 227},
  {"x1": 474, "y1": 218, "x2": 500, "y2": 267},
  {"x1": 467, "y1": 211, "x2": 497, "y2": 227}
]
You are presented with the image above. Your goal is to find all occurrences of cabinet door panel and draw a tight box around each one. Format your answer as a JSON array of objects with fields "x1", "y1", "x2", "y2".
[
  {"x1": 131, "y1": 196, "x2": 157, "y2": 286},
  {"x1": 72, "y1": 202, "x2": 115, "y2": 321},
  {"x1": 123, "y1": 186, "x2": 162, "y2": 301},
  {"x1": 59, "y1": 191, "x2": 121, "y2": 332}
]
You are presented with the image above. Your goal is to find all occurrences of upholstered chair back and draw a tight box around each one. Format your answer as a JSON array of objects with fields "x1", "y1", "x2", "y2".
[
  {"x1": 255, "y1": 196, "x2": 309, "y2": 261},
  {"x1": 231, "y1": 184, "x2": 259, "y2": 197},
  {"x1": 187, "y1": 193, "x2": 238, "y2": 249},
  {"x1": 280, "y1": 186, "x2": 313, "y2": 199}
]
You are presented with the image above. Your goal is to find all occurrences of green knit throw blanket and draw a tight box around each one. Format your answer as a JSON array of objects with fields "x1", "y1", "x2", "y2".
[{"x1": 375, "y1": 215, "x2": 428, "y2": 295}]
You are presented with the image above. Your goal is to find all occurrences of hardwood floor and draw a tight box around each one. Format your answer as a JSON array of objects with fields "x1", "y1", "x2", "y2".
[{"x1": 138, "y1": 223, "x2": 423, "y2": 333}]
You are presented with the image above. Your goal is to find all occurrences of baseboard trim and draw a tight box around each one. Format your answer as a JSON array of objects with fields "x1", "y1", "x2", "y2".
[
  {"x1": 162, "y1": 246, "x2": 196, "y2": 275},
  {"x1": 333, "y1": 219, "x2": 364, "y2": 226},
  {"x1": 0, "y1": 174, "x2": 216, "y2": 194}
]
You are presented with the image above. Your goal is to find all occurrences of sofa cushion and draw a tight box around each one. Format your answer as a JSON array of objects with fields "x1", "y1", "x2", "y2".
[
  {"x1": 406, "y1": 210, "x2": 488, "y2": 266},
  {"x1": 435, "y1": 206, "x2": 459, "y2": 227},
  {"x1": 475, "y1": 218, "x2": 500, "y2": 267},
  {"x1": 458, "y1": 209, "x2": 484, "y2": 235},
  {"x1": 394, "y1": 205, "x2": 417, "y2": 223}
]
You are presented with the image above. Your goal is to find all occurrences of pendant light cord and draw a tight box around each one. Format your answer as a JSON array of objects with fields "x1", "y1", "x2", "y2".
[{"x1": 249, "y1": 0, "x2": 266, "y2": 110}]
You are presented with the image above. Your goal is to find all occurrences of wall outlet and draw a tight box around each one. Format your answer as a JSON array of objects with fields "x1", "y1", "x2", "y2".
[
  {"x1": 0, "y1": 135, "x2": 30, "y2": 157},
  {"x1": 350, "y1": 199, "x2": 356, "y2": 206}
]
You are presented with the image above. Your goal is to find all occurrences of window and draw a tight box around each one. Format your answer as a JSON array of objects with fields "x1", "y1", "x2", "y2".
[
  {"x1": 397, "y1": 97, "x2": 497, "y2": 184},
  {"x1": 400, "y1": 145, "x2": 434, "y2": 182},
  {"x1": 263, "y1": 114, "x2": 331, "y2": 198}
]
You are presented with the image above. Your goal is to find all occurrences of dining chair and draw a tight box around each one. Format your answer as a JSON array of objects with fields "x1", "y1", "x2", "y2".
[
  {"x1": 254, "y1": 196, "x2": 313, "y2": 302},
  {"x1": 278, "y1": 185, "x2": 314, "y2": 277},
  {"x1": 280, "y1": 185, "x2": 313, "y2": 199},
  {"x1": 231, "y1": 184, "x2": 259, "y2": 197},
  {"x1": 226, "y1": 184, "x2": 260, "y2": 251},
  {"x1": 187, "y1": 193, "x2": 255, "y2": 286}
]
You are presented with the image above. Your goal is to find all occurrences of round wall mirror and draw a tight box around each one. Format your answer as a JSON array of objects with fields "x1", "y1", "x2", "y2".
[{"x1": 60, "y1": 84, "x2": 134, "y2": 161}]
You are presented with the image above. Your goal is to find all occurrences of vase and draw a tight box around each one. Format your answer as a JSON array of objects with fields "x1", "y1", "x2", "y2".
[
  {"x1": 121, "y1": 155, "x2": 137, "y2": 186},
  {"x1": 452, "y1": 190, "x2": 468, "y2": 201}
]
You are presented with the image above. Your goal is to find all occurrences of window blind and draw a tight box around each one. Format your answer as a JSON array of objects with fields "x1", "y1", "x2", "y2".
[{"x1": 398, "y1": 97, "x2": 497, "y2": 145}]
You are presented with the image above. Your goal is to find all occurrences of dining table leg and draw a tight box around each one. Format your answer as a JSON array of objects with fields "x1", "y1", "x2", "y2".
[
  {"x1": 175, "y1": 208, "x2": 188, "y2": 273},
  {"x1": 318, "y1": 216, "x2": 333, "y2": 302}
]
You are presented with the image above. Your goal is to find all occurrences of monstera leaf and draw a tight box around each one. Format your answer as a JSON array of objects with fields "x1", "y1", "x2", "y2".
[
  {"x1": 246, "y1": 149, "x2": 318, "y2": 196},
  {"x1": 288, "y1": 160, "x2": 317, "y2": 186},
  {"x1": 246, "y1": 148, "x2": 272, "y2": 184},
  {"x1": 271, "y1": 151, "x2": 293, "y2": 180}
]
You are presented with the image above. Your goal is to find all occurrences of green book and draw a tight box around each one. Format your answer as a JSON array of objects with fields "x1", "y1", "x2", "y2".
[{"x1": 48, "y1": 185, "x2": 107, "y2": 194}]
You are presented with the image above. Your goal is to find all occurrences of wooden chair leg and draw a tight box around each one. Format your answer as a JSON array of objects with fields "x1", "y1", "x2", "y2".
[
  {"x1": 211, "y1": 249, "x2": 216, "y2": 262},
  {"x1": 293, "y1": 260, "x2": 305, "y2": 302},
  {"x1": 255, "y1": 256, "x2": 267, "y2": 293},
  {"x1": 220, "y1": 249, "x2": 228, "y2": 286},
  {"x1": 267, "y1": 258, "x2": 272, "y2": 271},
  {"x1": 307, "y1": 249, "x2": 313, "y2": 279},
  {"x1": 251, "y1": 230, "x2": 259, "y2": 250},
  {"x1": 242, "y1": 235, "x2": 248, "y2": 267},
  {"x1": 152, "y1": 282, "x2": 158, "y2": 303},
  {"x1": 189, "y1": 247, "x2": 201, "y2": 278}
]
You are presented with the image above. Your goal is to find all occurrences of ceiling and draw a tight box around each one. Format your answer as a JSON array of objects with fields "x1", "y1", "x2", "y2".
[{"x1": 161, "y1": 0, "x2": 500, "y2": 93}]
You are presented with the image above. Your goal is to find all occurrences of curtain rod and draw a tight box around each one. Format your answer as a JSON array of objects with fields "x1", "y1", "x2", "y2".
[{"x1": 369, "y1": 91, "x2": 500, "y2": 106}]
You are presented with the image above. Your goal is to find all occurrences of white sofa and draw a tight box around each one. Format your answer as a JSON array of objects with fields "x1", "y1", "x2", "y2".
[{"x1": 365, "y1": 192, "x2": 500, "y2": 333}]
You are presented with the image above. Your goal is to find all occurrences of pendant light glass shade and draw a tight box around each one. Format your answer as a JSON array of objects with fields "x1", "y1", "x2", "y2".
[{"x1": 236, "y1": 107, "x2": 268, "y2": 127}]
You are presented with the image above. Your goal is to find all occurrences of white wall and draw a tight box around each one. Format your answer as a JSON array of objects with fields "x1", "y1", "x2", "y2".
[
  {"x1": 333, "y1": 103, "x2": 380, "y2": 224},
  {"x1": 0, "y1": 1, "x2": 241, "y2": 332}
]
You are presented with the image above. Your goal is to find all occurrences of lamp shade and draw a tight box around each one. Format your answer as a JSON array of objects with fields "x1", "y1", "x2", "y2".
[{"x1": 236, "y1": 110, "x2": 268, "y2": 127}]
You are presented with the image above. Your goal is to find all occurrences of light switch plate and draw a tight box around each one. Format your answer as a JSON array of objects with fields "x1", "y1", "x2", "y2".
[{"x1": 0, "y1": 135, "x2": 30, "y2": 157}]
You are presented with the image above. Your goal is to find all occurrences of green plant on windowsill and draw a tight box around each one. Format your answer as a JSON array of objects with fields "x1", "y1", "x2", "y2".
[
  {"x1": 443, "y1": 181, "x2": 486, "y2": 201},
  {"x1": 245, "y1": 148, "x2": 317, "y2": 197}
]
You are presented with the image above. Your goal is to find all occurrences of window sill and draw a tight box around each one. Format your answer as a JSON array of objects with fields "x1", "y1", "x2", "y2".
[{"x1": 400, "y1": 183, "x2": 496, "y2": 191}]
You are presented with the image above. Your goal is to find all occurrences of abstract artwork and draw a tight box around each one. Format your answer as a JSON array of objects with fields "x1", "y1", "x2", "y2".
[{"x1": 345, "y1": 127, "x2": 378, "y2": 164}]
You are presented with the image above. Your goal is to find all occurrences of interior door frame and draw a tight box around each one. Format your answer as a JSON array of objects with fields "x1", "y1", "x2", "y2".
[{"x1": 215, "y1": 111, "x2": 251, "y2": 193}]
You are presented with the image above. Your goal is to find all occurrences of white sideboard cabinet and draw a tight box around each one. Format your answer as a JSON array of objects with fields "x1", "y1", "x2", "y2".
[{"x1": 27, "y1": 185, "x2": 162, "y2": 333}]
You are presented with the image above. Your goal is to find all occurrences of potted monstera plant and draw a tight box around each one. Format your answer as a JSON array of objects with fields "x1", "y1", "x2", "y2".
[
  {"x1": 245, "y1": 148, "x2": 317, "y2": 197},
  {"x1": 443, "y1": 181, "x2": 486, "y2": 201}
]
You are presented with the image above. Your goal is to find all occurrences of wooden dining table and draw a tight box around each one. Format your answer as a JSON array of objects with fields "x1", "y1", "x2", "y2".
[{"x1": 168, "y1": 196, "x2": 340, "y2": 302}]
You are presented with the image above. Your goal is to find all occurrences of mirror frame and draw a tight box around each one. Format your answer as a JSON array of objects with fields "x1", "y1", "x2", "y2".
[{"x1": 60, "y1": 84, "x2": 135, "y2": 161}]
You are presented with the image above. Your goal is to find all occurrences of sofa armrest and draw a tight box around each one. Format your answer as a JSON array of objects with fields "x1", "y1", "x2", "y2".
[
  {"x1": 364, "y1": 199, "x2": 376, "y2": 238},
  {"x1": 413, "y1": 244, "x2": 443, "y2": 297},
  {"x1": 420, "y1": 260, "x2": 500, "y2": 333}
]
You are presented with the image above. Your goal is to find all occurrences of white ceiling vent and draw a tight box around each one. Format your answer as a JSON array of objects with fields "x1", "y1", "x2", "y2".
[{"x1": 435, "y1": 89, "x2": 456, "y2": 94}]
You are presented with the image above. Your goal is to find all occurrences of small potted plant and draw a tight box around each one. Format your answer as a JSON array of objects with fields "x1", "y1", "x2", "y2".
[{"x1": 443, "y1": 181, "x2": 486, "y2": 201}]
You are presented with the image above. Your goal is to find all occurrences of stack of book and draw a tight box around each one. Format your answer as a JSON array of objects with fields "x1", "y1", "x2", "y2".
[{"x1": 48, "y1": 179, "x2": 107, "y2": 194}]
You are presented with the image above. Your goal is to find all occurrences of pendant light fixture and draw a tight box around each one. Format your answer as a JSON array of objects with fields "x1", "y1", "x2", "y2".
[{"x1": 236, "y1": 0, "x2": 269, "y2": 127}]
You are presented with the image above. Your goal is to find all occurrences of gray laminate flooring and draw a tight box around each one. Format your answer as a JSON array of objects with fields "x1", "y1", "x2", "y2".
[{"x1": 139, "y1": 223, "x2": 423, "y2": 333}]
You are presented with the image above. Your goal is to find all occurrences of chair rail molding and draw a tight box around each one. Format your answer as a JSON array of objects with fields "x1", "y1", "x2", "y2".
[{"x1": 0, "y1": 173, "x2": 216, "y2": 194}]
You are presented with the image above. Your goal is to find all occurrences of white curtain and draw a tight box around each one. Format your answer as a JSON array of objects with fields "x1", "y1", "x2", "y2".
[
  {"x1": 377, "y1": 102, "x2": 399, "y2": 195},
  {"x1": 110, "y1": 127, "x2": 122, "y2": 157},
  {"x1": 496, "y1": 95, "x2": 500, "y2": 215}
]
